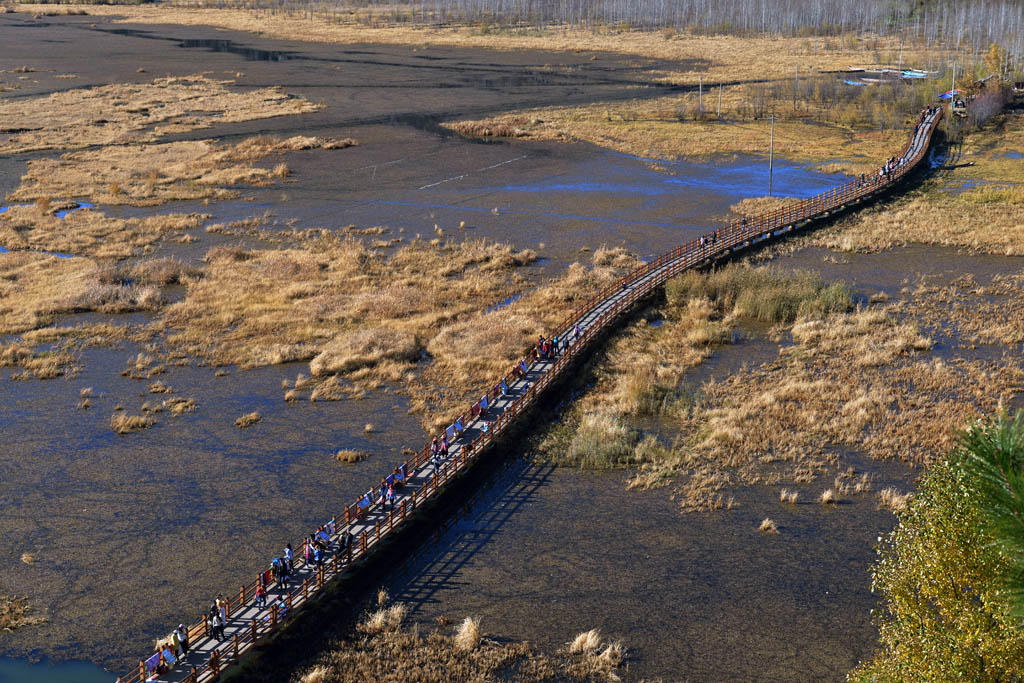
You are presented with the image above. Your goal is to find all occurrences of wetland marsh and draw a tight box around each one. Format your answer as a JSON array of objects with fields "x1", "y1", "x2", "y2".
[{"x1": 0, "y1": 7, "x2": 1022, "y2": 682}]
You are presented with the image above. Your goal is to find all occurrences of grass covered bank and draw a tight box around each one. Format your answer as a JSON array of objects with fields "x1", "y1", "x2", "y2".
[{"x1": 538, "y1": 256, "x2": 1024, "y2": 512}]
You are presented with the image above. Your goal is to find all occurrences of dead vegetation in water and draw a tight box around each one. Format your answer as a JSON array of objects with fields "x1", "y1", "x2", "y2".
[
  {"x1": 157, "y1": 232, "x2": 635, "y2": 429},
  {"x1": 540, "y1": 261, "x2": 1024, "y2": 513},
  {"x1": 334, "y1": 449, "x2": 368, "y2": 464},
  {"x1": 8, "y1": 135, "x2": 356, "y2": 207},
  {"x1": 298, "y1": 600, "x2": 624, "y2": 682},
  {"x1": 730, "y1": 196, "x2": 801, "y2": 218},
  {"x1": 235, "y1": 411, "x2": 261, "y2": 428},
  {"x1": 0, "y1": 74, "x2": 322, "y2": 155},
  {"x1": 110, "y1": 413, "x2": 154, "y2": 434},
  {"x1": 0, "y1": 205, "x2": 208, "y2": 259},
  {"x1": 0, "y1": 595, "x2": 46, "y2": 632}
]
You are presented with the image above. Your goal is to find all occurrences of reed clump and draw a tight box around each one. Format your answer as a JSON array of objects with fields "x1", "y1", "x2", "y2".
[
  {"x1": 877, "y1": 487, "x2": 912, "y2": 513},
  {"x1": 759, "y1": 518, "x2": 779, "y2": 533},
  {"x1": 334, "y1": 450, "x2": 368, "y2": 464},
  {"x1": 666, "y1": 264, "x2": 852, "y2": 324},
  {"x1": 110, "y1": 413, "x2": 154, "y2": 434},
  {"x1": 454, "y1": 617, "x2": 481, "y2": 652},
  {"x1": 235, "y1": 411, "x2": 261, "y2": 428},
  {"x1": 0, "y1": 595, "x2": 46, "y2": 631},
  {"x1": 298, "y1": 600, "x2": 624, "y2": 680}
]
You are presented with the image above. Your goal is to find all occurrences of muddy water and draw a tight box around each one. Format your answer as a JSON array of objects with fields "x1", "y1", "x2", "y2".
[
  {"x1": 0, "y1": 12, "x2": 1017, "y2": 682},
  {"x1": 384, "y1": 451, "x2": 913, "y2": 681}
]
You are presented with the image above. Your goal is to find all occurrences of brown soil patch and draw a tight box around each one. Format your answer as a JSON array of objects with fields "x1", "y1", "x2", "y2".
[{"x1": 0, "y1": 73, "x2": 321, "y2": 155}]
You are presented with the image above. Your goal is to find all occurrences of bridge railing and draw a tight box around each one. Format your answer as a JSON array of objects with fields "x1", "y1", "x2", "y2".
[{"x1": 121, "y1": 106, "x2": 941, "y2": 683}]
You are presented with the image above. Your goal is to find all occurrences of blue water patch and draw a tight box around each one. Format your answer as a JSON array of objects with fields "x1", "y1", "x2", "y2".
[
  {"x1": 486, "y1": 293, "x2": 521, "y2": 314},
  {"x1": 1002, "y1": 151, "x2": 1023, "y2": 159},
  {"x1": 943, "y1": 179, "x2": 1013, "y2": 195},
  {"x1": 499, "y1": 152, "x2": 849, "y2": 202},
  {"x1": 0, "y1": 656, "x2": 110, "y2": 683},
  {"x1": 54, "y1": 202, "x2": 93, "y2": 219},
  {"x1": 0, "y1": 244, "x2": 76, "y2": 258},
  {"x1": 0, "y1": 202, "x2": 93, "y2": 219}
]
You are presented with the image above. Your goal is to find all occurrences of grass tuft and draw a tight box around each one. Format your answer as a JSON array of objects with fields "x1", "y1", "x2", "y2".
[
  {"x1": 568, "y1": 629, "x2": 602, "y2": 654},
  {"x1": 235, "y1": 411, "x2": 261, "y2": 428},
  {"x1": 110, "y1": 413, "x2": 154, "y2": 434},
  {"x1": 335, "y1": 450, "x2": 368, "y2": 464},
  {"x1": 759, "y1": 518, "x2": 779, "y2": 533},
  {"x1": 454, "y1": 617, "x2": 482, "y2": 652},
  {"x1": 877, "y1": 487, "x2": 912, "y2": 513}
]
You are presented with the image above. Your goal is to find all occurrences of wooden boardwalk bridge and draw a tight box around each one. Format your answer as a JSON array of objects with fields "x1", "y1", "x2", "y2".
[{"x1": 120, "y1": 107, "x2": 943, "y2": 683}]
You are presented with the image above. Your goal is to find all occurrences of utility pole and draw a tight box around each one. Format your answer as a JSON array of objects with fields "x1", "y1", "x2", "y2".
[
  {"x1": 952, "y1": 61, "x2": 956, "y2": 93},
  {"x1": 698, "y1": 76, "x2": 703, "y2": 119},
  {"x1": 718, "y1": 83, "x2": 722, "y2": 118},
  {"x1": 768, "y1": 114, "x2": 775, "y2": 197},
  {"x1": 793, "y1": 65, "x2": 798, "y2": 110}
]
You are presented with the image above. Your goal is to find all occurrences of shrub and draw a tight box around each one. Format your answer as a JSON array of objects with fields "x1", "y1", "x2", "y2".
[{"x1": 853, "y1": 413, "x2": 1024, "y2": 680}]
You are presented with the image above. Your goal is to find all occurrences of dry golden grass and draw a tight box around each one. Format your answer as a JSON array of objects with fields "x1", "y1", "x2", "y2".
[
  {"x1": 820, "y1": 489, "x2": 838, "y2": 505},
  {"x1": 876, "y1": 487, "x2": 913, "y2": 513},
  {"x1": 759, "y1": 518, "x2": 779, "y2": 533},
  {"x1": 20, "y1": 553, "x2": 37, "y2": 565},
  {"x1": 543, "y1": 258, "x2": 1024, "y2": 512},
  {"x1": 334, "y1": 450, "x2": 368, "y2": 464},
  {"x1": 0, "y1": 73, "x2": 321, "y2": 154},
  {"x1": 454, "y1": 616, "x2": 481, "y2": 652},
  {"x1": 804, "y1": 110, "x2": 1024, "y2": 255},
  {"x1": 779, "y1": 489, "x2": 799, "y2": 504},
  {"x1": 731, "y1": 196, "x2": 801, "y2": 218},
  {"x1": 8, "y1": 135, "x2": 355, "y2": 207},
  {"x1": 163, "y1": 397, "x2": 197, "y2": 414},
  {"x1": 235, "y1": 411, "x2": 261, "y2": 428},
  {"x1": 110, "y1": 413, "x2": 154, "y2": 434},
  {"x1": 157, "y1": 232, "x2": 635, "y2": 429},
  {"x1": 298, "y1": 601, "x2": 623, "y2": 681},
  {"x1": 54, "y1": 5, "x2": 948, "y2": 86},
  {"x1": 448, "y1": 106, "x2": 904, "y2": 175},
  {"x1": 0, "y1": 205, "x2": 208, "y2": 259},
  {"x1": 569, "y1": 629, "x2": 602, "y2": 654},
  {"x1": 0, "y1": 595, "x2": 46, "y2": 632},
  {"x1": 357, "y1": 603, "x2": 407, "y2": 635}
]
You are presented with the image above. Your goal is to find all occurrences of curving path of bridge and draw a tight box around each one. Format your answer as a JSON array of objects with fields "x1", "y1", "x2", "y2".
[{"x1": 121, "y1": 107, "x2": 943, "y2": 683}]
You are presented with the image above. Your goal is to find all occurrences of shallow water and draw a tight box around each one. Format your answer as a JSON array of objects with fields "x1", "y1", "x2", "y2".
[
  {"x1": 382, "y1": 448, "x2": 914, "y2": 681},
  {"x1": 0, "y1": 658, "x2": 108, "y2": 683}
]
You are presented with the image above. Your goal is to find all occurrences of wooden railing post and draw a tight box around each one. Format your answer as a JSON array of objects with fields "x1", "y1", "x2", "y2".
[
  {"x1": 251, "y1": 617, "x2": 258, "y2": 643},
  {"x1": 232, "y1": 634, "x2": 240, "y2": 663}
]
